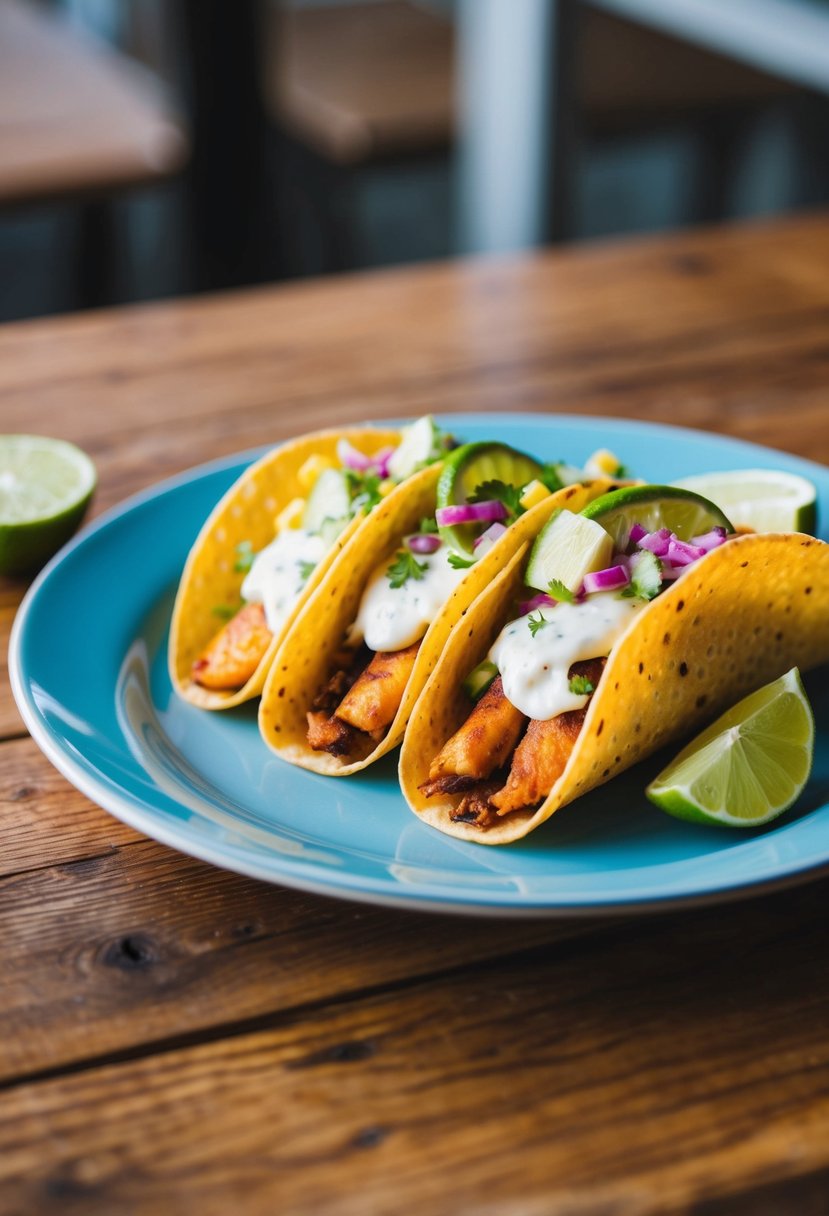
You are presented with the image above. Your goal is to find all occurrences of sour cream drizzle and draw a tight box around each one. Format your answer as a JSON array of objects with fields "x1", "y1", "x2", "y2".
[
  {"x1": 489, "y1": 591, "x2": 648, "y2": 720},
  {"x1": 241, "y1": 529, "x2": 327, "y2": 633},
  {"x1": 352, "y1": 547, "x2": 468, "y2": 652}
]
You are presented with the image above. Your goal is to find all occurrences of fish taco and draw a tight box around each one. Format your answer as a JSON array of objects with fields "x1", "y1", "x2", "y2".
[
  {"x1": 170, "y1": 417, "x2": 454, "y2": 709},
  {"x1": 259, "y1": 440, "x2": 629, "y2": 773},
  {"x1": 400, "y1": 485, "x2": 829, "y2": 844}
]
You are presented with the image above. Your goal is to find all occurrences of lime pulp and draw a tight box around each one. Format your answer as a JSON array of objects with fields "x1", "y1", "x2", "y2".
[
  {"x1": 671, "y1": 469, "x2": 817, "y2": 535},
  {"x1": 582, "y1": 484, "x2": 733, "y2": 549},
  {"x1": 646, "y1": 668, "x2": 814, "y2": 828},
  {"x1": 436, "y1": 442, "x2": 543, "y2": 554},
  {"x1": 0, "y1": 435, "x2": 96, "y2": 575}
]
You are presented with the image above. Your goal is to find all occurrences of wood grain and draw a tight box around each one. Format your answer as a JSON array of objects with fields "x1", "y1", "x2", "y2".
[
  {"x1": 3, "y1": 213, "x2": 829, "y2": 1215},
  {"x1": 1, "y1": 878, "x2": 828, "y2": 1216},
  {"x1": 0, "y1": 833, "x2": 602, "y2": 1085}
]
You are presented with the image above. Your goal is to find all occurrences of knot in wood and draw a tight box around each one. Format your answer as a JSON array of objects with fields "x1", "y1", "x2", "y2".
[{"x1": 103, "y1": 934, "x2": 158, "y2": 971}]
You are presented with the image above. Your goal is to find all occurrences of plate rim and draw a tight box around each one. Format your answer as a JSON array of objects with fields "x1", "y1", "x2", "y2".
[{"x1": 10, "y1": 412, "x2": 829, "y2": 917}]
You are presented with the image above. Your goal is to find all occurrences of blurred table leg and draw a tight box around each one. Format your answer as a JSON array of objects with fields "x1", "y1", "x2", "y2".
[
  {"x1": 173, "y1": 0, "x2": 278, "y2": 291},
  {"x1": 456, "y1": 0, "x2": 580, "y2": 254}
]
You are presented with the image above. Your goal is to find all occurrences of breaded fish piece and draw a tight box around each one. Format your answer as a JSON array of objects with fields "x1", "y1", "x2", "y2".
[
  {"x1": 192, "y1": 602, "x2": 272, "y2": 691},
  {"x1": 426, "y1": 676, "x2": 527, "y2": 781},
  {"x1": 335, "y1": 642, "x2": 420, "y2": 734},
  {"x1": 306, "y1": 711, "x2": 357, "y2": 756},
  {"x1": 490, "y1": 658, "x2": 606, "y2": 815},
  {"x1": 490, "y1": 709, "x2": 586, "y2": 815}
]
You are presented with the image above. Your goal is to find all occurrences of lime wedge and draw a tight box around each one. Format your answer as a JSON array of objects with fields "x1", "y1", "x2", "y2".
[
  {"x1": 582, "y1": 484, "x2": 733, "y2": 549},
  {"x1": 672, "y1": 469, "x2": 817, "y2": 534},
  {"x1": 436, "y1": 441, "x2": 543, "y2": 554},
  {"x1": 646, "y1": 668, "x2": 814, "y2": 828},
  {"x1": 0, "y1": 435, "x2": 96, "y2": 575}
]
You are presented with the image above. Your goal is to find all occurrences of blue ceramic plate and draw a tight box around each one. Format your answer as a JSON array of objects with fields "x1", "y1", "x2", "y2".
[{"x1": 11, "y1": 415, "x2": 829, "y2": 916}]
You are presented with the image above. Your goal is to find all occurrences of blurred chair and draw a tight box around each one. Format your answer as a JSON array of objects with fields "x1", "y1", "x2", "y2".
[
  {"x1": 0, "y1": 0, "x2": 187, "y2": 307},
  {"x1": 265, "y1": 0, "x2": 454, "y2": 271}
]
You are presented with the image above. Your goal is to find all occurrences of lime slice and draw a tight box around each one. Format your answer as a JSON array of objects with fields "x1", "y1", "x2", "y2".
[
  {"x1": 646, "y1": 668, "x2": 814, "y2": 828},
  {"x1": 0, "y1": 435, "x2": 96, "y2": 575},
  {"x1": 582, "y1": 484, "x2": 733, "y2": 549},
  {"x1": 436, "y1": 442, "x2": 543, "y2": 554},
  {"x1": 672, "y1": 469, "x2": 817, "y2": 534}
]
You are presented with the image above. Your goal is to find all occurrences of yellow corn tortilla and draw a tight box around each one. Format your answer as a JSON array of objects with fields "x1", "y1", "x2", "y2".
[
  {"x1": 259, "y1": 478, "x2": 616, "y2": 774},
  {"x1": 169, "y1": 426, "x2": 401, "y2": 709},
  {"x1": 400, "y1": 531, "x2": 829, "y2": 844}
]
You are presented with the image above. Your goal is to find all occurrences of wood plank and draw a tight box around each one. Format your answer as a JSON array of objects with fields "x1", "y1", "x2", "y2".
[
  {"x1": 0, "y1": 837, "x2": 602, "y2": 1084},
  {"x1": 0, "y1": 593, "x2": 23, "y2": 739},
  {"x1": 1, "y1": 878, "x2": 828, "y2": 1215},
  {"x1": 0, "y1": 215, "x2": 827, "y2": 465},
  {"x1": 0, "y1": 738, "x2": 143, "y2": 877}
]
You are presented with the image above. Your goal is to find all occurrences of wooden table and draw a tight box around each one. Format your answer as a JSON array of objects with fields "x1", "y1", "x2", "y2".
[{"x1": 2, "y1": 213, "x2": 829, "y2": 1215}]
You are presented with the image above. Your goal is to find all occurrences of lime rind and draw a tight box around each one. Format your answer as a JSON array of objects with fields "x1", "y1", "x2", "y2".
[
  {"x1": 672, "y1": 469, "x2": 817, "y2": 535},
  {"x1": 0, "y1": 435, "x2": 97, "y2": 575},
  {"x1": 646, "y1": 669, "x2": 814, "y2": 828},
  {"x1": 582, "y1": 484, "x2": 734, "y2": 548},
  {"x1": 436, "y1": 441, "x2": 544, "y2": 555}
]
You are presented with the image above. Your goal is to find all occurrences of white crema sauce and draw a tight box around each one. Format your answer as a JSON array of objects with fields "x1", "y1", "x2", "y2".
[
  {"x1": 241, "y1": 529, "x2": 327, "y2": 632},
  {"x1": 489, "y1": 591, "x2": 648, "y2": 720},
  {"x1": 351, "y1": 547, "x2": 469, "y2": 652}
]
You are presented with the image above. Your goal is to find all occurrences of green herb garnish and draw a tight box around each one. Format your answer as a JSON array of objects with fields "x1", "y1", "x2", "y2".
[
  {"x1": 418, "y1": 515, "x2": 439, "y2": 534},
  {"x1": 621, "y1": 550, "x2": 662, "y2": 600},
  {"x1": 568, "y1": 674, "x2": 595, "y2": 696},
  {"x1": 448, "y1": 552, "x2": 476, "y2": 570},
  {"x1": 297, "y1": 559, "x2": 316, "y2": 582},
  {"x1": 471, "y1": 479, "x2": 524, "y2": 520},
  {"x1": 548, "y1": 578, "x2": 576, "y2": 604},
  {"x1": 539, "y1": 462, "x2": 565, "y2": 493},
  {"x1": 527, "y1": 611, "x2": 547, "y2": 637},
  {"x1": 345, "y1": 469, "x2": 383, "y2": 513},
  {"x1": 614, "y1": 463, "x2": 629, "y2": 479},
  {"x1": 386, "y1": 549, "x2": 427, "y2": 589},
  {"x1": 233, "y1": 540, "x2": 255, "y2": 573},
  {"x1": 212, "y1": 603, "x2": 239, "y2": 621}
]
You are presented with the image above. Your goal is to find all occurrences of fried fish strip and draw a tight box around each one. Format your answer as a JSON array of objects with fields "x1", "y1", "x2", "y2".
[
  {"x1": 449, "y1": 781, "x2": 504, "y2": 828},
  {"x1": 490, "y1": 658, "x2": 606, "y2": 816},
  {"x1": 192, "y1": 602, "x2": 272, "y2": 691},
  {"x1": 426, "y1": 676, "x2": 527, "y2": 782},
  {"x1": 306, "y1": 711, "x2": 357, "y2": 756},
  {"x1": 334, "y1": 642, "x2": 420, "y2": 734}
]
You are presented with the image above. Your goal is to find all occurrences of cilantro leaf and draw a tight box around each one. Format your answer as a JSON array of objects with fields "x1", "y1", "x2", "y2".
[
  {"x1": 418, "y1": 515, "x2": 439, "y2": 534},
  {"x1": 345, "y1": 469, "x2": 383, "y2": 513},
  {"x1": 448, "y1": 552, "x2": 476, "y2": 570},
  {"x1": 297, "y1": 559, "x2": 316, "y2": 582},
  {"x1": 212, "y1": 603, "x2": 239, "y2": 621},
  {"x1": 470, "y1": 479, "x2": 524, "y2": 519},
  {"x1": 539, "y1": 462, "x2": 565, "y2": 493},
  {"x1": 614, "y1": 462, "x2": 629, "y2": 479},
  {"x1": 547, "y1": 579, "x2": 575, "y2": 604},
  {"x1": 386, "y1": 549, "x2": 427, "y2": 589},
  {"x1": 568, "y1": 674, "x2": 595, "y2": 696},
  {"x1": 527, "y1": 611, "x2": 547, "y2": 637},
  {"x1": 233, "y1": 540, "x2": 255, "y2": 573}
]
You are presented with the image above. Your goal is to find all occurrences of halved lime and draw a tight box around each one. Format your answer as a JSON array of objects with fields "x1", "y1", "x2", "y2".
[
  {"x1": 672, "y1": 469, "x2": 817, "y2": 534},
  {"x1": 0, "y1": 435, "x2": 96, "y2": 575},
  {"x1": 646, "y1": 668, "x2": 814, "y2": 828},
  {"x1": 436, "y1": 441, "x2": 543, "y2": 554},
  {"x1": 582, "y1": 484, "x2": 733, "y2": 549}
]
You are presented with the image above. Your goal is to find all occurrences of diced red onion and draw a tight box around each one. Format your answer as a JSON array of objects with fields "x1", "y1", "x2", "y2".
[
  {"x1": 689, "y1": 526, "x2": 727, "y2": 552},
  {"x1": 628, "y1": 522, "x2": 647, "y2": 544},
  {"x1": 473, "y1": 521, "x2": 508, "y2": 550},
  {"x1": 436, "y1": 500, "x2": 508, "y2": 526},
  {"x1": 666, "y1": 538, "x2": 707, "y2": 567},
  {"x1": 337, "y1": 437, "x2": 376, "y2": 472},
  {"x1": 582, "y1": 564, "x2": 631, "y2": 594},
  {"x1": 659, "y1": 562, "x2": 682, "y2": 580},
  {"x1": 407, "y1": 533, "x2": 441, "y2": 555},
  {"x1": 518, "y1": 593, "x2": 556, "y2": 616},
  {"x1": 637, "y1": 528, "x2": 672, "y2": 557},
  {"x1": 373, "y1": 446, "x2": 396, "y2": 478}
]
